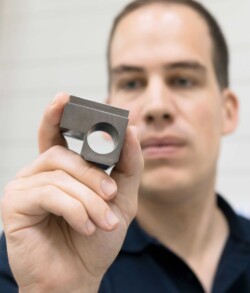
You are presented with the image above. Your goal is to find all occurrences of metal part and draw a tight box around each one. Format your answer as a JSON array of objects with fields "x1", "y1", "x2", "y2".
[{"x1": 60, "y1": 95, "x2": 129, "y2": 168}]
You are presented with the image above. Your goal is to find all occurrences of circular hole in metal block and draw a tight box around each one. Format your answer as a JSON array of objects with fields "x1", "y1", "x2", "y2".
[{"x1": 87, "y1": 122, "x2": 119, "y2": 154}]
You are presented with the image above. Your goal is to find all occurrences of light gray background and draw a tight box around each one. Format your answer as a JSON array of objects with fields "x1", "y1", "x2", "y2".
[{"x1": 0, "y1": 0, "x2": 250, "y2": 230}]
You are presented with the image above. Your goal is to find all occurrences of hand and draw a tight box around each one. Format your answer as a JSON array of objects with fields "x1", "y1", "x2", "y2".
[{"x1": 1, "y1": 93, "x2": 144, "y2": 293}]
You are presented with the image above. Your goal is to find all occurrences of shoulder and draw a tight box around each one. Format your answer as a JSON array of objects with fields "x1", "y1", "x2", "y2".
[
  {"x1": 218, "y1": 195, "x2": 250, "y2": 243},
  {"x1": 237, "y1": 214, "x2": 250, "y2": 237}
]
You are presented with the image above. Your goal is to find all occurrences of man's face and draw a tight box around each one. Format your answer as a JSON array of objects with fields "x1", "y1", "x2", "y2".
[{"x1": 108, "y1": 4, "x2": 237, "y2": 200}]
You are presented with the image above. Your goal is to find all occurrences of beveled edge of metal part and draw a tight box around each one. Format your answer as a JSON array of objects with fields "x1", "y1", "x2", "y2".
[
  {"x1": 70, "y1": 95, "x2": 129, "y2": 118},
  {"x1": 60, "y1": 95, "x2": 129, "y2": 168}
]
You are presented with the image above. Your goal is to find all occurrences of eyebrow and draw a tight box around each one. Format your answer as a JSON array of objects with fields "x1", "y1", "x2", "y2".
[
  {"x1": 163, "y1": 61, "x2": 206, "y2": 73},
  {"x1": 110, "y1": 65, "x2": 144, "y2": 75},
  {"x1": 110, "y1": 61, "x2": 206, "y2": 76}
]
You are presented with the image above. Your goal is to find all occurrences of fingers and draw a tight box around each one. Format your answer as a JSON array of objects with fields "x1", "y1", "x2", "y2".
[
  {"x1": 7, "y1": 171, "x2": 119, "y2": 231},
  {"x1": 3, "y1": 102, "x2": 143, "y2": 238},
  {"x1": 4, "y1": 144, "x2": 120, "y2": 234},
  {"x1": 16, "y1": 145, "x2": 117, "y2": 200},
  {"x1": 2, "y1": 186, "x2": 96, "y2": 236},
  {"x1": 38, "y1": 92, "x2": 69, "y2": 153}
]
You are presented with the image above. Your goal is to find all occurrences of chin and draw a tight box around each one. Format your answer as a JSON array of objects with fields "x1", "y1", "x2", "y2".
[{"x1": 140, "y1": 167, "x2": 189, "y2": 198}]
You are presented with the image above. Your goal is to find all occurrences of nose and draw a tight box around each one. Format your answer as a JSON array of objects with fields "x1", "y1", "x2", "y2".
[{"x1": 142, "y1": 77, "x2": 175, "y2": 126}]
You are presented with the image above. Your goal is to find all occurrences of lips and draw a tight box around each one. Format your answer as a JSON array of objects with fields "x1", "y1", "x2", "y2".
[{"x1": 141, "y1": 136, "x2": 186, "y2": 159}]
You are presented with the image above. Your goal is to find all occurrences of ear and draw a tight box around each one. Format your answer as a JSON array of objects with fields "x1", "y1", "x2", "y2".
[{"x1": 221, "y1": 89, "x2": 239, "y2": 135}]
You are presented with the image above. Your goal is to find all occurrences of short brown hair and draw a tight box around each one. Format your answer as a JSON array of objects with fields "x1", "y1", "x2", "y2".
[{"x1": 107, "y1": 0, "x2": 229, "y2": 90}]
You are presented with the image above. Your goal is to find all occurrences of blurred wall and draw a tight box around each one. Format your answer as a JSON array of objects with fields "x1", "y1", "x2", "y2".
[{"x1": 0, "y1": 0, "x2": 249, "y2": 230}]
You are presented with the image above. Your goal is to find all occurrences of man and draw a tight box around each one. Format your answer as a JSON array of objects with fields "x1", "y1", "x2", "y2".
[{"x1": 1, "y1": 0, "x2": 249, "y2": 292}]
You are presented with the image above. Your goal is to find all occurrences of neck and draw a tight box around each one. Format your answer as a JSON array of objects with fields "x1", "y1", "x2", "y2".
[
  {"x1": 137, "y1": 186, "x2": 228, "y2": 264},
  {"x1": 137, "y1": 187, "x2": 229, "y2": 292}
]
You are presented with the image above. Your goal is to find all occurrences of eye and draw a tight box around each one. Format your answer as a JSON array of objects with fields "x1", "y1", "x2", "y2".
[
  {"x1": 170, "y1": 77, "x2": 195, "y2": 88},
  {"x1": 118, "y1": 79, "x2": 145, "y2": 91}
]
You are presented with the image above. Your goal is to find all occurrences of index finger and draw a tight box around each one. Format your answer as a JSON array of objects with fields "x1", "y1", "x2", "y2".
[{"x1": 38, "y1": 92, "x2": 69, "y2": 153}]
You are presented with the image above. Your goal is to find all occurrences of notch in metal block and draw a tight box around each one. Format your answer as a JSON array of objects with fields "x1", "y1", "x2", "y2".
[{"x1": 60, "y1": 96, "x2": 129, "y2": 168}]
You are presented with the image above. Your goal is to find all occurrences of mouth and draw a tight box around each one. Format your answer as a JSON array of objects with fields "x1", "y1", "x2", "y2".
[{"x1": 141, "y1": 136, "x2": 186, "y2": 159}]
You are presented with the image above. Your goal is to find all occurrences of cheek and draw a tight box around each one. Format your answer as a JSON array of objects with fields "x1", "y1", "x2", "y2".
[
  {"x1": 191, "y1": 101, "x2": 222, "y2": 149},
  {"x1": 110, "y1": 99, "x2": 143, "y2": 126},
  {"x1": 128, "y1": 105, "x2": 142, "y2": 125}
]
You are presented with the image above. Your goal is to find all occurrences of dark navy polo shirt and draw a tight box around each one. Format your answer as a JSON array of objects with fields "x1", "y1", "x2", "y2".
[{"x1": 1, "y1": 196, "x2": 250, "y2": 293}]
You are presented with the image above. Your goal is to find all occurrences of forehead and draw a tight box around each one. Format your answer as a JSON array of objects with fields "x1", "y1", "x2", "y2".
[{"x1": 110, "y1": 3, "x2": 213, "y2": 69}]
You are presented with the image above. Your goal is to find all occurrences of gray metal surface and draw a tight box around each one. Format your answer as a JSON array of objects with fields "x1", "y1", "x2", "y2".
[{"x1": 60, "y1": 96, "x2": 129, "y2": 168}]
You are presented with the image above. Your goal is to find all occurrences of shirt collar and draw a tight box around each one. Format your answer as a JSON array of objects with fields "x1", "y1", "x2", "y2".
[
  {"x1": 217, "y1": 195, "x2": 250, "y2": 245},
  {"x1": 121, "y1": 194, "x2": 250, "y2": 253},
  {"x1": 121, "y1": 218, "x2": 156, "y2": 253}
]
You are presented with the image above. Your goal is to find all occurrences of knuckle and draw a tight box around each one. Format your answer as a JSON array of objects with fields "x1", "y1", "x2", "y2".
[
  {"x1": 80, "y1": 160, "x2": 103, "y2": 178},
  {"x1": 50, "y1": 169, "x2": 67, "y2": 182},
  {"x1": 15, "y1": 166, "x2": 28, "y2": 178},
  {"x1": 42, "y1": 184, "x2": 58, "y2": 196},
  {"x1": 79, "y1": 163, "x2": 105, "y2": 187},
  {"x1": 78, "y1": 162, "x2": 91, "y2": 178},
  {"x1": 3, "y1": 178, "x2": 24, "y2": 194},
  {"x1": 0, "y1": 193, "x2": 8, "y2": 210},
  {"x1": 3, "y1": 180, "x2": 16, "y2": 193},
  {"x1": 73, "y1": 200, "x2": 84, "y2": 212},
  {"x1": 84, "y1": 191, "x2": 106, "y2": 212},
  {"x1": 0, "y1": 190, "x2": 15, "y2": 220},
  {"x1": 65, "y1": 200, "x2": 85, "y2": 219},
  {"x1": 44, "y1": 145, "x2": 65, "y2": 162}
]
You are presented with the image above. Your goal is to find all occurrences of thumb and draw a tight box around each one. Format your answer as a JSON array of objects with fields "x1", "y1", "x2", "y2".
[
  {"x1": 110, "y1": 126, "x2": 144, "y2": 219},
  {"x1": 38, "y1": 93, "x2": 69, "y2": 153}
]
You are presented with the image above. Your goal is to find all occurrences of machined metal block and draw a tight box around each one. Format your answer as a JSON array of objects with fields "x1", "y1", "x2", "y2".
[{"x1": 60, "y1": 95, "x2": 129, "y2": 168}]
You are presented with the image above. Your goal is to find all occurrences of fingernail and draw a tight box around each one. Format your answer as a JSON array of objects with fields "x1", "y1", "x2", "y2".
[
  {"x1": 101, "y1": 178, "x2": 117, "y2": 197},
  {"x1": 85, "y1": 219, "x2": 96, "y2": 234},
  {"x1": 105, "y1": 210, "x2": 119, "y2": 228}
]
